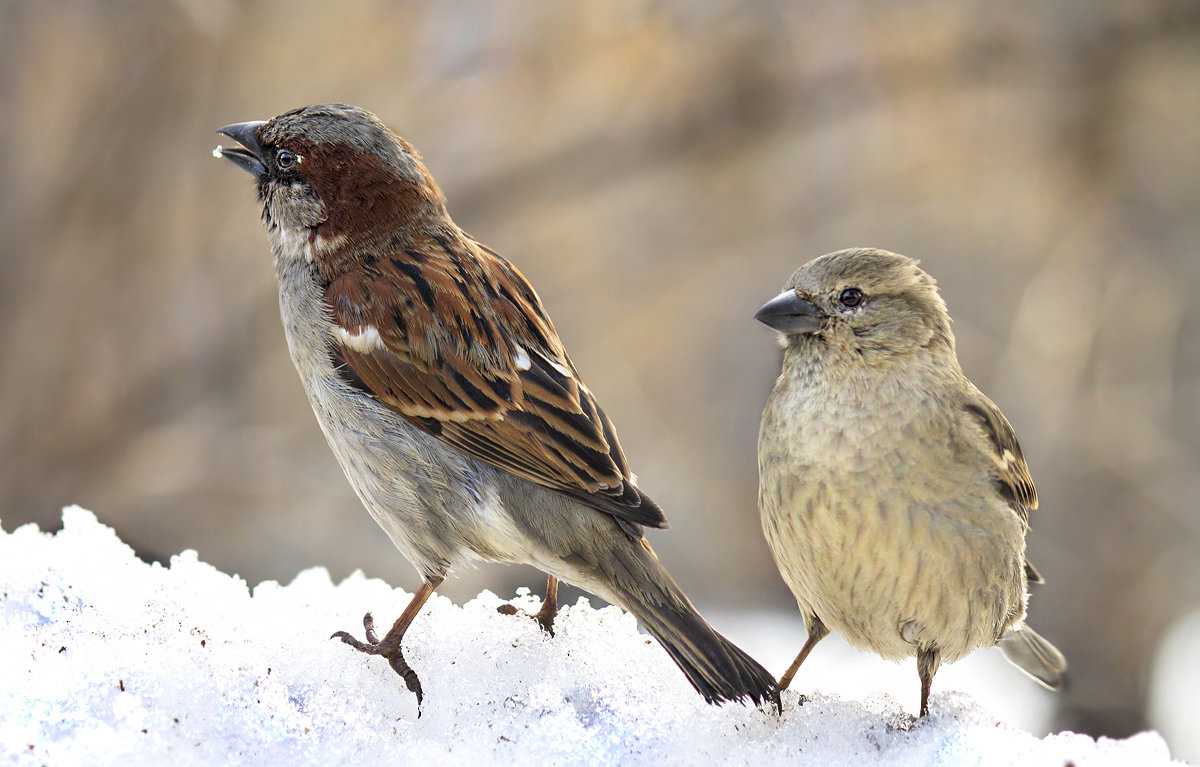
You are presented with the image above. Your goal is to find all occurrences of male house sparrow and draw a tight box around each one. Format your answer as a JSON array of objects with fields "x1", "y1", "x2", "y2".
[
  {"x1": 214, "y1": 103, "x2": 777, "y2": 708},
  {"x1": 755, "y1": 248, "x2": 1066, "y2": 716}
]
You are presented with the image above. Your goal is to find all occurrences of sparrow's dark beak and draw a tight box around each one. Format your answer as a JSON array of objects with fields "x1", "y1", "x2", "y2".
[
  {"x1": 215, "y1": 121, "x2": 268, "y2": 178},
  {"x1": 755, "y1": 290, "x2": 825, "y2": 334}
]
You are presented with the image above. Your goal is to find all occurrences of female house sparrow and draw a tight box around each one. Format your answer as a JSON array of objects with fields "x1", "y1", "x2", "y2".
[
  {"x1": 754, "y1": 248, "x2": 1066, "y2": 716},
  {"x1": 214, "y1": 104, "x2": 777, "y2": 708}
]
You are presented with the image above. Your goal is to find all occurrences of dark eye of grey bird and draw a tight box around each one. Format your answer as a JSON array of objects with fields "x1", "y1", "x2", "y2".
[
  {"x1": 839, "y1": 287, "x2": 864, "y2": 308},
  {"x1": 275, "y1": 149, "x2": 298, "y2": 171}
]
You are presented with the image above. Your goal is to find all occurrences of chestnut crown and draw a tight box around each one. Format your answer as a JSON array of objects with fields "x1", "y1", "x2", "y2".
[{"x1": 219, "y1": 103, "x2": 448, "y2": 255}]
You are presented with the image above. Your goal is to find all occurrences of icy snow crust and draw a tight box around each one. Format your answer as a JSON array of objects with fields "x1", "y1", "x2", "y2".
[{"x1": 0, "y1": 508, "x2": 1180, "y2": 766}]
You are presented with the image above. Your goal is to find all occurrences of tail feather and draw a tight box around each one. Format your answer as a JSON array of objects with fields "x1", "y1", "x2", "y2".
[
  {"x1": 575, "y1": 533, "x2": 779, "y2": 708},
  {"x1": 630, "y1": 595, "x2": 780, "y2": 708},
  {"x1": 999, "y1": 626, "x2": 1067, "y2": 690},
  {"x1": 606, "y1": 543, "x2": 779, "y2": 709}
]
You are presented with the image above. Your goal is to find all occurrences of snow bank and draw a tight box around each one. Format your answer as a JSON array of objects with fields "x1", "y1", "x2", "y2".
[{"x1": 0, "y1": 508, "x2": 1180, "y2": 766}]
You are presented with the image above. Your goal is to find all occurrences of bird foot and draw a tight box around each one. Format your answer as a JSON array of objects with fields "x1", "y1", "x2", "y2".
[
  {"x1": 332, "y1": 612, "x2": 424, "y2": 706},
  {"x1": 495, "y1": 600, "x2": 556, "y2": 636}
]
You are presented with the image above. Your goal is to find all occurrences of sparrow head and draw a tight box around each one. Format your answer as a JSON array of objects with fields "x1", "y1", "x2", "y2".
[
  {"x1": 216, "y1": 104, "x2": 447, "y2": 270},
  {"x1": 755, "y1": 248, "x2": 955, "y2": 364}
]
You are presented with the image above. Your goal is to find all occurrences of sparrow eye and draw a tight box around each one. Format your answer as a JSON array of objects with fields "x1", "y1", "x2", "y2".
[
  {"x1": 275, "y1": 149, "x2": 300, "y2": 171},
  {"x1": 838, "y1": 288, "x2": 864, "y2": 308}
]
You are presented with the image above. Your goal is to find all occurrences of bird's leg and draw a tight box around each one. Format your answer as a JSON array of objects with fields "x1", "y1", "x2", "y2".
[
  {"x1": 533, "y1": 575, "x2": 559, "y2": 634},
  {"x1": 332, "y1": 575, "x2": 443, "y2": 706},
  {"x1": 779, "y1": 615, "x2": 829, "y2": 692},
  {"x1": 496, "y1": 573, "x2": 559, "y2": 636},
  {"x1": 917, "y1": 646, "x2": 941, "y2": 717}
]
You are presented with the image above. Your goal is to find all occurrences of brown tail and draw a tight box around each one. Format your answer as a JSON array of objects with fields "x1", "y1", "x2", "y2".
[{"x1": 608, "y1": 540, "x2": 780, "y2": 709}]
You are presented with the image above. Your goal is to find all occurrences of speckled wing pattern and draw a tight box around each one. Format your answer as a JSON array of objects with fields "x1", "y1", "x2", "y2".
[{"x1": 323, "y1": 231, "x2": 667, "y2": 532}]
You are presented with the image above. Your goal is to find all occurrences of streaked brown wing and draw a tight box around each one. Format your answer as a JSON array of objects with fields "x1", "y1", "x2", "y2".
[
  {"x1": 323, "y1": 233, "x2": 666, "y2": 530},
  {"x1": 963, "y1": 395, "x2": 1038, "y2": 524}
]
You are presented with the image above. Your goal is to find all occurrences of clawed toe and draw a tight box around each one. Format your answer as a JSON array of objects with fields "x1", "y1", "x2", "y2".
[
  {"x1": 495, "y1": 602, "x2": 556, "y2": 636},
  {"x1": 533, "y1": 600, "x2": 557, "y2": 635},
  {"x1": 332, "y1": 611, "x2": 425, "y2": 706},
  {"x1": 332, "y1": 612, "x2": 382, "y2": 650},
  {"x1": 495, "y1": 576, "x2": 559, "y2": 635}
]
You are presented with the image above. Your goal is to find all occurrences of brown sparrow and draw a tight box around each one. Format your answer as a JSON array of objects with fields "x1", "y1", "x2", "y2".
[
  {"x1": 755, "y1": 248, "x2": 1066, "y2": 716},
  {"x1": 215, "y1": 103, "x2": 778, "y2": 709}
]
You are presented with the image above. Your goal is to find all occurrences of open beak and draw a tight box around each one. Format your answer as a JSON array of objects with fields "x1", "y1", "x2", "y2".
[
  {"x1": 754, "y1": 290, "x2": 826, "y2": 334},
  {"x1": 214, "y1": 120, "x2": 268, "y2": 178}
]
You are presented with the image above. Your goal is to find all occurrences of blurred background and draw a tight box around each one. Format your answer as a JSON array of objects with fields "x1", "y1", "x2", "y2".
[{"x1": 2, "y1": 0, "x2": 1198, "y2": 752}]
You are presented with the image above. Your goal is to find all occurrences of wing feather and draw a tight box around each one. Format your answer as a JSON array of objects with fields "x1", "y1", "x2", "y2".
[
  {"x1": 323, "y1": 232, "x2": 667, "y2": 530},
  {"x1": 963, "y1": 394, "x2": 1038, "y2": 525}
]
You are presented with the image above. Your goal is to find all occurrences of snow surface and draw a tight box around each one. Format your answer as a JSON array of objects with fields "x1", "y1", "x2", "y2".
[
  {"x1": 0, "y1": 507, "x2": 1182, "y2": 766},
  {"x1": 1151, "y1": 608, "x2": 1200, "y2": 764}
]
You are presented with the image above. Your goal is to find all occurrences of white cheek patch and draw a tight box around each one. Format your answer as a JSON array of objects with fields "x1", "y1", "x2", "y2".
[
  {"x1": 272, "y1": 226, "x2": 312, "y2": 263},
  {"x1": 311, "y1": 232, "x2": 347, "y2": 255},
  {"x1": 337, "y1": 325, "x2": 385, "y2": 353}
]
